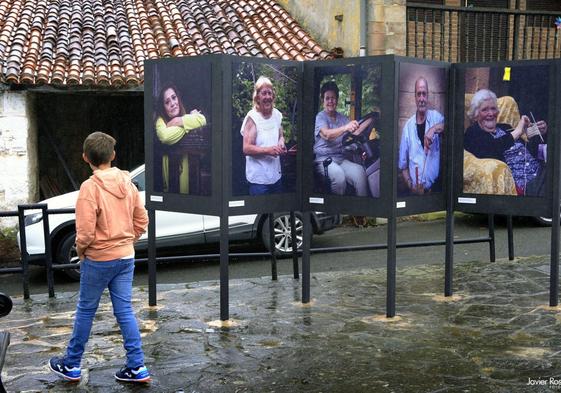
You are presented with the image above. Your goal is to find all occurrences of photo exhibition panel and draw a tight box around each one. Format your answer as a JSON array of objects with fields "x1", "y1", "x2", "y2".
[{"x1": 455, "y1": 61, "x2": 556, "y2": 217}]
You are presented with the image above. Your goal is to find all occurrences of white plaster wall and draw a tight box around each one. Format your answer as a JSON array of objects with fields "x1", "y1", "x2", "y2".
[
  {"x1": 0, "y1": 91, "x2": 34, "y2": 227},
  {"x1": 277, "y1": 0, "x2": 361, "y2": 56}
]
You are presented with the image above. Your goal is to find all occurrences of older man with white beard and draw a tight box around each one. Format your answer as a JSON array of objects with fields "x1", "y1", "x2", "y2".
[{"x1": 398, "y1": 77, "x2": 444, "y2": 195}]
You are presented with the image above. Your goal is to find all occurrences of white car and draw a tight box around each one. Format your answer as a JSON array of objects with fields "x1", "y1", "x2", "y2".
[{"x1": 19, "y1": 165, "x2": 340, "y2": 280}]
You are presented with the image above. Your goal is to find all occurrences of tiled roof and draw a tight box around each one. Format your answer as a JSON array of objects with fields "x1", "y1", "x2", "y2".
[{"x1": 0, "y1": 0, "x2": 332, "y2": 88}]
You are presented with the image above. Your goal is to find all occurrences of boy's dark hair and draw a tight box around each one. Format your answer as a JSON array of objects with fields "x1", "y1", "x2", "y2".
[{"x1": 83, "y1": 132, "x2": 116, "y2": 167}]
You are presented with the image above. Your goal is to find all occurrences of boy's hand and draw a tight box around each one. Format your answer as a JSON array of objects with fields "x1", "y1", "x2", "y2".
[{"x1": 76, "y1": 244, "x2": 86, "y2": 261}]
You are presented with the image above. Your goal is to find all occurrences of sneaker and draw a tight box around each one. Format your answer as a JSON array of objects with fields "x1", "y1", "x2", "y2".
[
  {"x1": 48, "y1": 357, "x2": 81, "y2": 382},
  {"x1": 115, "y1": 365, "x2": 151, "y2": 383}
]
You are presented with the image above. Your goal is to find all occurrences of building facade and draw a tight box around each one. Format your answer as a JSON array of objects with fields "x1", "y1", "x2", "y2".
[
  {"x1": 0, "y1": 0, "x2": 332, "y2": 220},
  {"x1": 280, "y1": 0, "x2": 561, "y2": 60},
  {"x1": 0, "y1": 0, "x2": 559, "y2": 218}
]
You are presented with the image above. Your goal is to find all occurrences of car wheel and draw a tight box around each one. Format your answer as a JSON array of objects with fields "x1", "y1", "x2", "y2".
[
  {"x1": 56, "y1": 231, "x2": 81, "y2": 281},
  {"x1": 0, "y1": 292, "x2": 12, "y2": 318},
  {"x1": 534, "y1": 216, "x2": 553, "y2": 226},
  {"x1": 534, "y1": 210, "x2": 561, "y2": 226},
  {"x1": 261, "y1": 213, "x2": 304, "y2": 257}
]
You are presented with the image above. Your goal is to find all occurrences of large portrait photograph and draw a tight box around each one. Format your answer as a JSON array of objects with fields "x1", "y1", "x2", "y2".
[
  {"x1": 312, "y1": 64, "x2": 382, "y2": 198},
  {"x1": 150, "y1": 60, "x2": 212, "y2": 196},
  {"x1": 397, "y1": 63, "x2": 447, "y2": 197},
  {"x1": 232, "y1": 62, "x2": 299, "y2": 196},
  {"x1": 462, "y1": 64, "x2": 549, "y2": 197}
]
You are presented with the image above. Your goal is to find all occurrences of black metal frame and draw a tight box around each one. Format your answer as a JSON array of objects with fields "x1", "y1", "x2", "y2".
[
  {"x1": 394, "y1": 56, "x2": 450, "y2": 216},
  {"x1": 300, "y1": 55, "x2": 499, "y2": 317},
  {"x1": 302, "y1": 55, "x2": 395, "y2": 217},
  {"x1": 0, "y1": 205, "x2": 75, "y2": 299},
  {"x1": 452, "y1": 59, "x2": 557, "y2": 217},
  {"x1": 144, "y1": 55, "x2": 222, "y2": 215},
  {"x1": 448, "y1": 58, "x2": 560, "y2": 306},
  {"x1": 223, "y1": 55, "x2": 304, "y2": 215},
  {"x1": 144, "y1": 55, "x2": 306, "y2": 216},
  {"x1": 549, "y1": 59, "x2": 561, "y2": 306},
  {"x1": 5, "y1": 56, "x2": 558, "y2": 320},
  {"x1": 144, "y1": 55, "x2": 304, "y2": 319}
]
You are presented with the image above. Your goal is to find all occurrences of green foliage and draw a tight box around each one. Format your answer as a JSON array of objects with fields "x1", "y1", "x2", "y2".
[
  {"x1": 0, "y1": 225, "x2": 19, "y2": 263},
  {"x1": 232, "y1": 63, "x2": 382, "y2": 140},
  {"x1": 361, "y1": 65, "x2": 382, "y2": 115},
  {"x1": 0, "y1": 226, "x2": 17, "y2": 241},
  {"x1": 318, "y1": 65, "x2": 381, "y2": 119},
  {"x1": 232, "y1": 63, "x2": 299, "y2": 141}
]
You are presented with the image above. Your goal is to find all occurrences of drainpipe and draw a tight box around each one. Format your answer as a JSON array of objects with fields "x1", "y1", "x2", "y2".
[{"x1": 359, "y1": 0, "x2": 367, "y2": 56}]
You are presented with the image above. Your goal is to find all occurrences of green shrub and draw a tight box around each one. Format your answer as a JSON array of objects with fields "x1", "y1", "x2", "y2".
[{"x1": 0, "y1": 226, "x2": 20, "y2": 263}]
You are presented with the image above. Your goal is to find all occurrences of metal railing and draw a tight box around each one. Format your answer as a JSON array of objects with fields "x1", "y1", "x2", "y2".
[
  {"x1": 0, "y1": 205, "x2": 76, "y2": 299},
  {"x1": 406, "y1": 3, "x2": 561, "y2": 62},
  {"x1": 2, "y1": 204, "x2": 503, "y2": 300}
]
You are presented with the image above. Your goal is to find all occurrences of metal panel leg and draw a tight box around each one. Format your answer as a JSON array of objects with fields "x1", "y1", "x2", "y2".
[
  {"x1": 148, "y1": 209, "x2": 157, "y2": 306},
  {"x1": 302, "y1": 211, "x2": 311, "y2": 303},
  {"x1": 290, "y1": 211, "x2": 299, "y2": 279},
  {"x1": 17, "y1": 206, "x2": 30, "y2": 300},
  {"x1": 507, "y1": 215, "x2": 514, "y2": 261},
  {"x1": 488, "y1": 214, "x2": 495, "y2": 262},
  {"x1": 220, "y1": 215, "x2": 229, "y2": 320},
  {"x1": 445, "y1": 210, "x2": 454, "y2": 297},
  {"x1": 269, "y1": 213, "x2": 277, "y2": 281},
  {"x1": 387, "y1": 215, "x2": 397, "y2": 318}
]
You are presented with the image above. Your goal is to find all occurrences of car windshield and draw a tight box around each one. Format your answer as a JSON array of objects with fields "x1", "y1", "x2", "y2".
[{"x1": 132, "y1": 168, "x2": 146, "y2": 191}]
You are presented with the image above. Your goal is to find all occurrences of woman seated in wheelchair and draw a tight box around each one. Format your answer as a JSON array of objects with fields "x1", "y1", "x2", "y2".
[{"x1": 313, "y1": 81, "x2": 370, "y2": 196}]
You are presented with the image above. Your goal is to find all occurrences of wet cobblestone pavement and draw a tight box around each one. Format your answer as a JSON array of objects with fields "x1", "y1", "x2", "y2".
[{"x1": 3, "y1": 256, "x2": 561, "y2": 392}]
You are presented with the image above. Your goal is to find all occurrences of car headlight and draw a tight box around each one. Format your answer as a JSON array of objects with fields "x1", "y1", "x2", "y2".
[{"x1": 24, "y1": 212, "x2": 43, "y2": 226}]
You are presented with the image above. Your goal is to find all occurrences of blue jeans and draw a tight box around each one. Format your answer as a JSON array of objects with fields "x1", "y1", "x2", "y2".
[
  {"x1": 248, "y1": 179, "x2": 283, "y2": 195},
  {"x1": 64, "y1": 258, "x2": 144, "y2": 369}
]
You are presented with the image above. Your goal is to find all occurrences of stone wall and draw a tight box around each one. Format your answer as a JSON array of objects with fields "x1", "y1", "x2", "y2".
[
  {"x1": 277, "y1": 0, "x2": 361, "y2": 57},
  {"x1": 278, "y1": 0, "x2": 407, "y2": 57},
  {"x1": 0, "y1": 91, "x2": 38, "y2": 226},
  {"x1": 368, "y1": 0, "x2": 406, "y2": 55},
  {"x1": 0, "y1": 91, "x2": 144, "y2": 226}
]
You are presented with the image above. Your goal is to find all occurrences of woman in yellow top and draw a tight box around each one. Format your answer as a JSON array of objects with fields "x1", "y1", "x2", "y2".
[{"x1": 155, "y1": 83, "x2": 207, "y2": 193}]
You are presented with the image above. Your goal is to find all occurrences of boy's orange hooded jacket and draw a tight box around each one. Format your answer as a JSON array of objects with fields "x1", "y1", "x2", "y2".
[{"x1": 75, "y1": 167, "x2": 148, "y2": 261}]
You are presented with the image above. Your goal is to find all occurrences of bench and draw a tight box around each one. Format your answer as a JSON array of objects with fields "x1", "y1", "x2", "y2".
[{"x1": 0, "y1": 293, "x2": 12, "y2": 393}]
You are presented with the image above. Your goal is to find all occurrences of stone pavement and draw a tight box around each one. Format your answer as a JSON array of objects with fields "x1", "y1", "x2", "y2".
[{"x1": 3, "y1": 256, "x2": 561, "y2": 392}]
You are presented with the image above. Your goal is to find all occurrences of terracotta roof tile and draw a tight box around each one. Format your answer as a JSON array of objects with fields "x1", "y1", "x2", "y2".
[{"x1": 0, "y1": 0, "x2": 332, "y2": 87}]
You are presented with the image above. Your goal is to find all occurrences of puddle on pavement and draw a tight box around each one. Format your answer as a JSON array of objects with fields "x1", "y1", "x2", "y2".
[
  {"x1": 359, "y1": 315, "x2": 410, "y2": 328},
  {"x1": 505, "y1": 346, "x2": 552, "y2": 359},
  {"x1": 290, "y1": 299, "x2": 316, "y2": 308},
  {"x1": 432, "y1": 294, "x2": 464, "y2": 302},
  {"x1": 258, "y1": 339, "x2": 282, "y2": 348},
  {"x1": 4, "y1": 258, "x2": 561, "y2": 392},
  {"x1": 207, "y1": 319, "x2": 241, "y2": 328}
]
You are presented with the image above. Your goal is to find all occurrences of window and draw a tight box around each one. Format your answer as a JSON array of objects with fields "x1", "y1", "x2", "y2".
[
  {"x1": 407, "y1": 0, "x2": 444, "y2": 23},
  {"x1": 406, "y1": 0, "x2": 444, "y2": 4},
  {"x1": 466, "y1": 0, "x2": 509, "y2": 7},
  {"x1": 524, "y1": 0, "x2": 560, "y2": 31},
  {"x1": 525, "y1": 1, "x2": 561, "y2": 11},
  {"x1": 459, "y1": 0, "x2": 510, "y2": 61}
]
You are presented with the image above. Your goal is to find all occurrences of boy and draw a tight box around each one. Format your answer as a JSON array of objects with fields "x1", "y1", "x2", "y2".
[{"x1": 49, "y1": 132, "x2": 150, "y2": 383}]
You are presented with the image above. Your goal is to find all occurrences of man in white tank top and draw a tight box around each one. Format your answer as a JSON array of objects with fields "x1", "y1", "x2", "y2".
[{"x1": 241, "y1": 76, "x2": 287, "y2": 195}]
